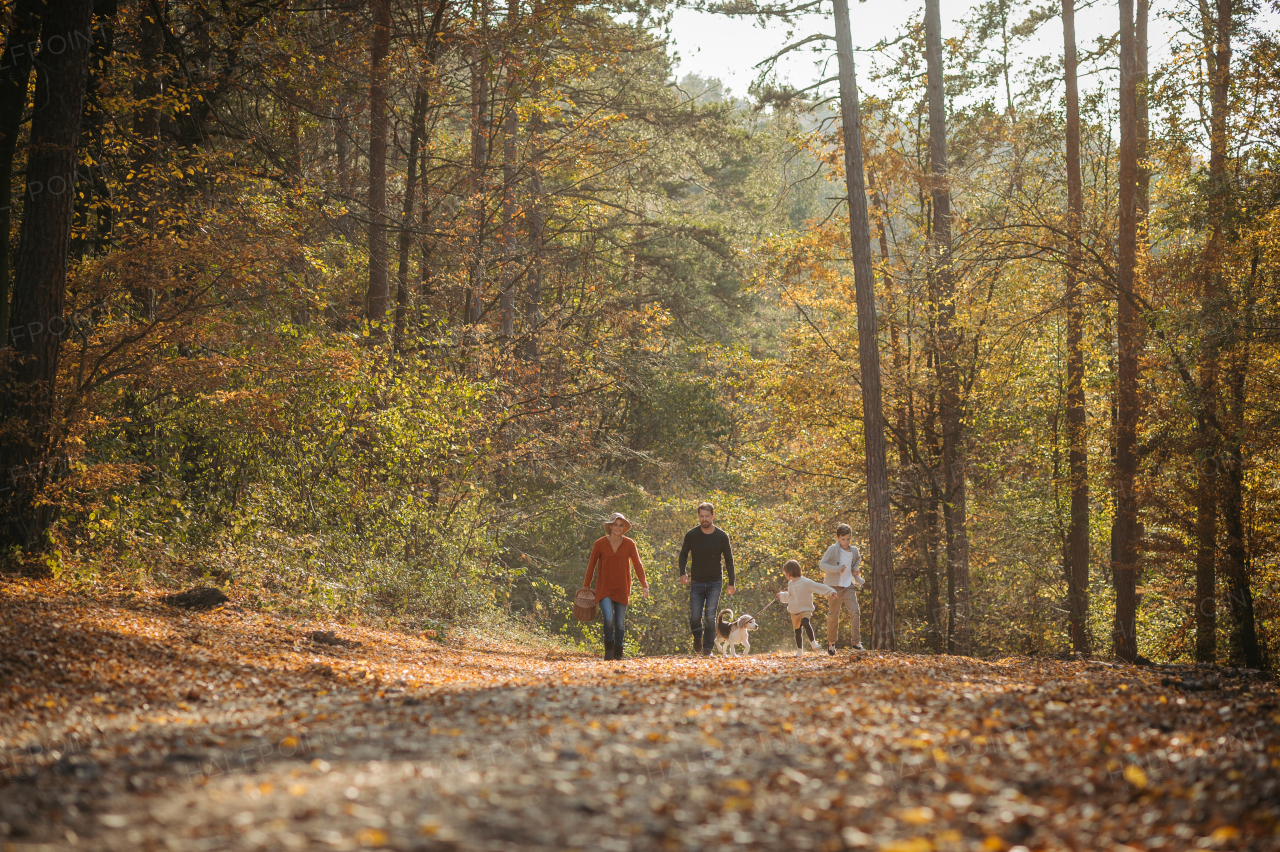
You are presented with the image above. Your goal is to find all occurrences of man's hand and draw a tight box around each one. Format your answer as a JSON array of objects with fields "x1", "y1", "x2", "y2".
[
  {"x1": 679, "y1": 574, "x2": 689, "y2": 585},
  {"x1": 726, "y1": 585, "x2": 735, "y2": 596}
]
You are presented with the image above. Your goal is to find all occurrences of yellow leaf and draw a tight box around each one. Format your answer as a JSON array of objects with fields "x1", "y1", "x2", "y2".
[
  {"x1": 899, "y1": 807, "x2": 935, "y2": 825},
  {"x1": 356, "y1": 827, "x2": 388, "y2": 847},
  {"x1": 1123, "y1": 764, "x2": 1148, "y2": 789},
  {"x1": 1209, "y1": 827, "x2": 1240, "y2": 842}
]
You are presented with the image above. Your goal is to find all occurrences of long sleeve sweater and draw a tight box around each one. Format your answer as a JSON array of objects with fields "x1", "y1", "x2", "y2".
[
  {"x1": 584, "y1": 536, "x2": 647, "y2": 605},
  {"x1": 820, "y1": 543, "x2": 863, "y2": 589},
  {"x1": 777, "y1": 576, "x2": 835, "y2": 614},
  {"x1": 678, "y1": 526, "x2": 735, "y2": 585}
]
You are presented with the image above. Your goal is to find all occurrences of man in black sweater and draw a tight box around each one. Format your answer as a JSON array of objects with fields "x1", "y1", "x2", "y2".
[{"x1": 679, "y1": 501, "x2": 735, "y2": 656}]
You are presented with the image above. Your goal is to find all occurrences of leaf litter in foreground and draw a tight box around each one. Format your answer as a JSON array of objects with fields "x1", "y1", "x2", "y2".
[{"x1": 1, "y1": 578, "x2": 1277, "y2": 851}]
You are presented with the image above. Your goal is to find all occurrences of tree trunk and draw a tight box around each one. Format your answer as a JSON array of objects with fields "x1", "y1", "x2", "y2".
[
  {"x1": 126, "y1": 0, "x2": 163, "y2": 319},
  {"x1": 131, "y1": 0, "x2": 162, "y2": 210},
  {"x1": 1193, "y1": 0, "x2": 1233, "y2": 664},
  {"x1": 498, "y1": 104, "x2": 517, "y2": 341},
  {"x1": 405, "y1": 0, "x2": 449, "y2": 338},
  {"x1": 924, "y1": 484, "x2": 944, "y2": 652},
  {"x1": 1, "y1": 0, "x2": 95, "y2": 551},
  {"x1": 72, "y1": 0, "x2": 119, "y2": 261},
  {"x1": 286, "y1": 87, "x2": 302, "y2": 181},
  {"x1": 395, "y1": 83, "x2": 428, "y2": 350},
  {"x1": 0, "y1": 0, "x2": 45, "y2": 336},
  {"x1": 1062, "y1": 0, "x2": 1090, "y2": 656},
  {"x1": 86, "y1": 0, "x2": 118, "y2": 259},
  {"x1": 366, "y1": 0, "x2": 392, "y2": 330},
  {"x1": 1113, "y1": 0, "x2": 1143, "y2": 663},
  {"x1": 1221, "y1": 431, "x2": 1258, "y2": 668},
  {"x1": 1221, "y1": 250, "x2": 1259, "y2": 667},
  {"x1": 924, "y1": 0, "x2": 970, "y2": 655},
  {"x1": 833, "y1": 0, "x2": 894, "y2": 650},
  {"x1": 1193, "y1": 440, "x2": 1218, "y2": 664},
  {"x1": 418, "y1": 141, "x2": 436, "y2": 327},
  {"x1": 335, "y1": 88, "x2": 353, "y2": 225},
  {"x1": 1137, "y1": 0, "x2": 1149, "y2": 218},
  {"x1": 467, "y1": 0, "x2": 491, "y2": 325},
  {"x1": 523, "y1": 104, "x2": 544, "y2": 362},
  {"x1": 872, "y1": 165, "x2": 923, "y2": 647},
  {"x1": 498, "y1": 0, "x2": 519, "y2": 343}
]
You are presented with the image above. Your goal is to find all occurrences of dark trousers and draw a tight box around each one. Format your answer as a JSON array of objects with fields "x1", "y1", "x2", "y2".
[{"x1": 688, "y1": 580, "x2": 722, "y2": 649}]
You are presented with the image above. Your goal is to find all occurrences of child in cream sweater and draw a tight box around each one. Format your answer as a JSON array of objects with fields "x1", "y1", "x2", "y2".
[{"x1": 776, "y1": 559, "x2": 835, "y2": 656}]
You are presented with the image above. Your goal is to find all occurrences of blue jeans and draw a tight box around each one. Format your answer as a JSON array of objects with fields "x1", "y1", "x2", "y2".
[
  {"x1": 599, "y1": 596, "x2": 627, "y2": 647},
  {"x1": 688, "y1": 580, "x2": 722, "y2": 649}
]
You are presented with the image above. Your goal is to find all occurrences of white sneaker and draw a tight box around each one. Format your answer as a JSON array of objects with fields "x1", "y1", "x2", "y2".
[
  {"x1": 810, "y1": 640, "x2": 823, "y2": 651},
  {"x1": 794, "y1": 648, "x2": 804, "y2": 657},
  {"x1": 853, "y1": 643, "x2": 865, "y2": 651}
]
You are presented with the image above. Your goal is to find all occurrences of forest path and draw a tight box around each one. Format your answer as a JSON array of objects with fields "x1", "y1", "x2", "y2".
[{"x1": 1, "y1": 578, "x2": 1277, "y2": 852}]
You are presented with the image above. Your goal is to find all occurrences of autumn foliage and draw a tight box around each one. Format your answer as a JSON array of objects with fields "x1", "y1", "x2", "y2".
[{"x1": 0, "y1": 0, "x2": 1277, "y2": 670}]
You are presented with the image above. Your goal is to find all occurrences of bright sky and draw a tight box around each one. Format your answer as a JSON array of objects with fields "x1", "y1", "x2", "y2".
[{"x1": 663, "y1": 1, "x2": 1173, "y2": 102}]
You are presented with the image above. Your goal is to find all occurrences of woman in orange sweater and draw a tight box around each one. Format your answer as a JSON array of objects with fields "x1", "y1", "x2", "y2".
[{"x1": 582, "y1": 512, "x2": 649, "y2": 660}]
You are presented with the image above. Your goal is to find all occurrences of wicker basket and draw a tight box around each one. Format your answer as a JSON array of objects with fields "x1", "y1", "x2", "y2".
[{"x1": 573, "y1": 587, "x2": 598, "y2": 622}]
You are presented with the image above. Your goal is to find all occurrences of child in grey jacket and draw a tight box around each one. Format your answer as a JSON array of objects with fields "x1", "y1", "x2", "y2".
[{"x1": 776, "y1": 559, "x2": 835, "y2": 656}]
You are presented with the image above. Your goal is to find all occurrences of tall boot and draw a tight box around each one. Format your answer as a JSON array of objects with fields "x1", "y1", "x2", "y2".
[
  {"x1": 614, "y1": 643, "x2": 625, "y2": 660},
  {"x1": 693, "y1": 635, "x2": 703, "y2": 656},
  {"x1": 603, "y1": 641, "x2": 615, "y2": 661}
]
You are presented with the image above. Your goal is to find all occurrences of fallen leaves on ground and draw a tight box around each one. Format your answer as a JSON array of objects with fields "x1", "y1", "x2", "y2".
[{"x1": 1, "y1": 577, "x2": 1277, "y2": 851}]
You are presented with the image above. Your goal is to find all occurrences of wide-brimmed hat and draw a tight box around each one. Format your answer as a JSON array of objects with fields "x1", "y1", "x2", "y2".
[{"x1": 604, "y1": 512, "x2": 632, "y2": 534}]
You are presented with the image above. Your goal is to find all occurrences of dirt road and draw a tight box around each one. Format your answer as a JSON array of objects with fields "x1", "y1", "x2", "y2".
[{"x1": 1, "y1": 580, "x2": 1277, "y2": 851}]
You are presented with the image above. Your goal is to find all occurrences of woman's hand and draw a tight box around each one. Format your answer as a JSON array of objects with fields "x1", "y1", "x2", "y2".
[{"x1": 641, "y1": 585, "x2": 650, "y2": 598}]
